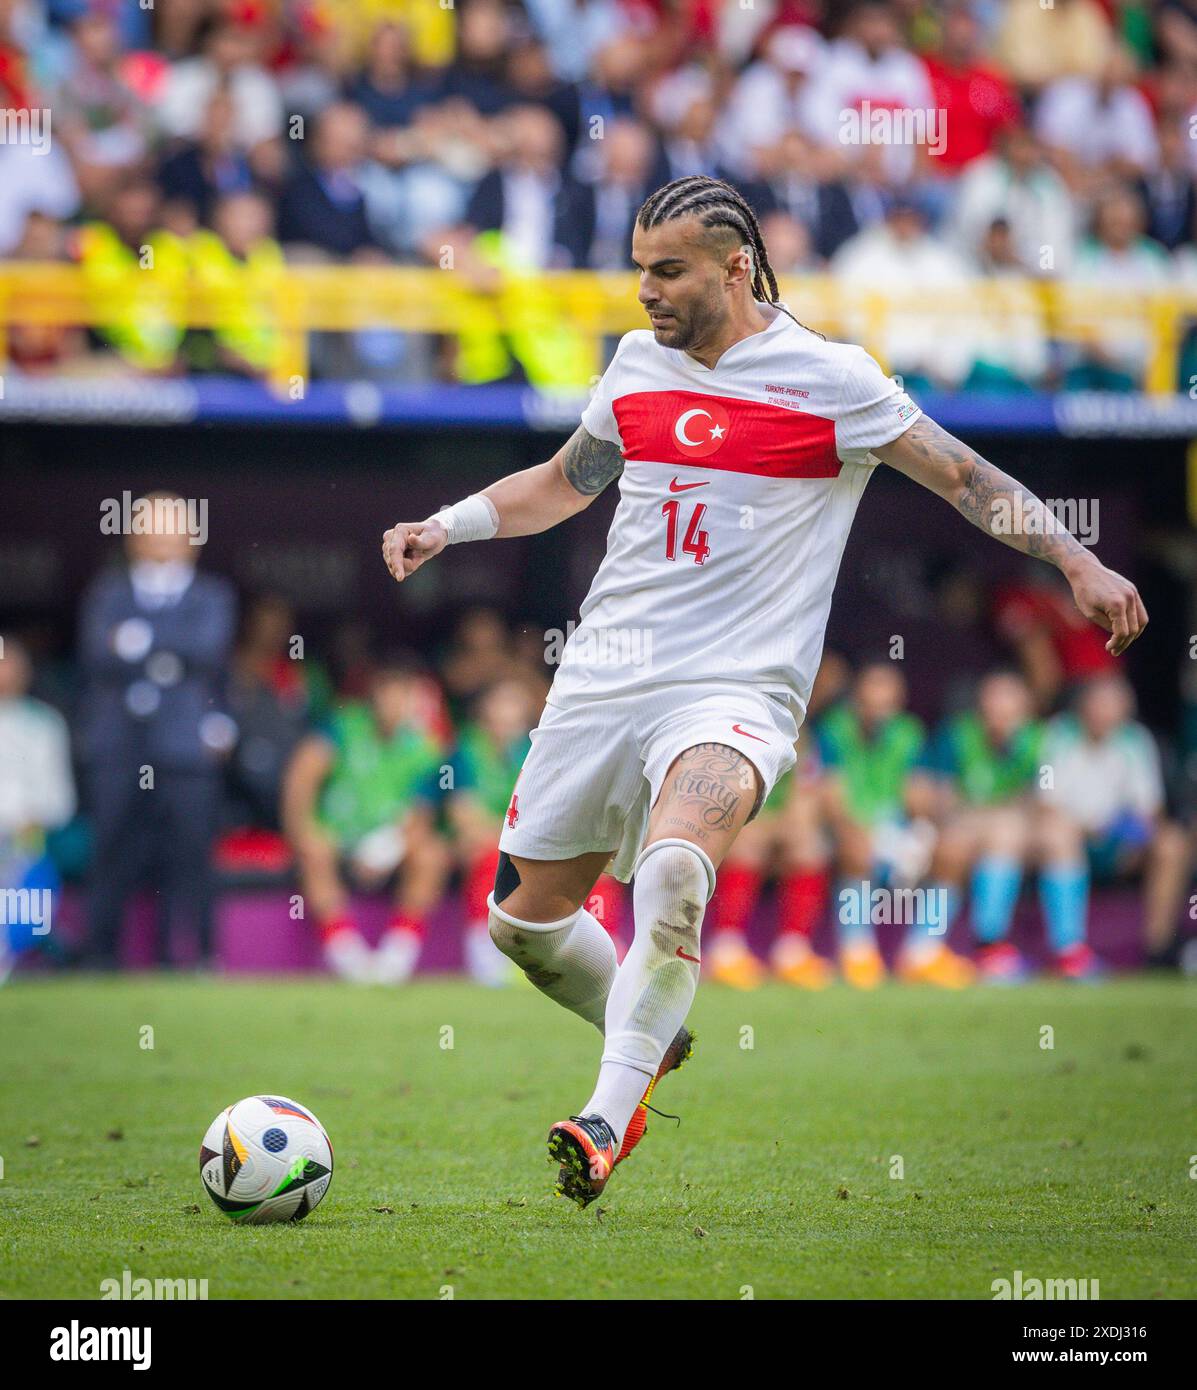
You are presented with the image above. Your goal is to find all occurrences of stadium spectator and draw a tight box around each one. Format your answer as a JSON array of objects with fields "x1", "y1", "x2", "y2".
[
  {"x1": 347, "y1": 20, "x2": 438, "y2": 129},
  {"x1": 189, "y1": 191, "x2": 285, "y2": 378},
  {"x1": 524, "y1": 0, "x2": 634, "y2": 85},
  {"x1": 819, "y1": 660, "x2": 974, "y2": 989},
  {"x1": 927, "y1": 671, "x2": 1042, "y2": 981},
  {"x1": 506, "y1": 35, "x2": 583, "y2": 153},
  {"x1": 53, "y1": 8, "x2": 149, "y2": 209},
  {"x1": 1034, "y1": 43, "x2": 1160, "y2": 196},
  {"x1": 281, "y1": 654, "x2": 451, "y2": 984},
  {"x1": 77, "y1": 493, "x2": 236, "y2": 969},
  {"x1": 833, "y1": 193, "x2": 978, "y2": 390},
  {"x1": 719, "y1": 24, "x2": 827, "y2": 181},
  {"x1": 803, "y1": 0, "x2": 937, "y2": 182},
  {"x1": 922, "y1": 2, "x2": 1020, "y2": 176},
  {"x1": 0, "y1": 634, "x2": 76, "y2": 985},
  {"x1": 995, "y1": 0, "x2": 1114, "y2": 93},
  {"x1": 465, "y1": 103, "x2": 589, "y2": 268},
  {"x1": 1156, "y1": 0, "x2": 1197, "y2": 68},
  {"x1": 157, "y1": 18, "x2": 284, "y2": 149},
  {"x1": 5, "y1": 211, "x2": 86, "y2": 374},
  {"x1": 1138, "y1": 119, "x2": 1197, "y2": 252},
  {"x1": 653, "y1": 69, "x2": 728, "y2": 186},
  {"x1": 758, "y1": 210, "x2": 819, "y2": 273},
  {"x1": 749, "y1": 129, "x2": 861, "y2": 262},
  {"x1": 578, "y1": 33, "x2": 652, "y2": 134},
  {"x1": 277, "y1": 101, "x2": 382, "y2": 259},
  {"x1": 1063, "y1": 185, "x2": 1171, "y2": 390},
  {"x1": 434, "y1": 0, "x2": 519, "y2": 118},
  {"x1": 582, "y1": 117, "x2": 661, "y2": 270},
  {"x1": 156, "y1": 89, "x2": 258, "y2": 229},
  {"x1": 967, "y1": 217, "x2": 1051, "y2": 391},
  {"x1": 74, "y1": 179, "x2": 189, "y2": 375},
  {"x1": 1036, "y1": 674, "x2": 1187, "y2": 978},
  {"x1": 950, "y1": 123, "x2": 1079, "y2": 276},
  {"x1": 277, "y1": 5, "x2": 350, "y2": 127},
  {"x1": 0, "y1": 37, "x2": 80, "y2": 258}
]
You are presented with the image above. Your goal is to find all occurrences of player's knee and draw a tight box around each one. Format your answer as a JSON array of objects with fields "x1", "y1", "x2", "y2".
[
  {"x1": 632, "y1": 838, "x2": 716, "y2": 958},
  {"x1": 486, "y1": 892, "x2": 575, "y2": 962}
]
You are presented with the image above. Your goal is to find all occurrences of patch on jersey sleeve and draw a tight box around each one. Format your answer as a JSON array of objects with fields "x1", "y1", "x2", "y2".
[{"x1": 895, "y1": 397, "x2": 919, "y2": 423}]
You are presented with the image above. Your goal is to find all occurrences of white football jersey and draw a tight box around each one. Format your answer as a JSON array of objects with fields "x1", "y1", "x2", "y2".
[{"x1": 552, "y1": 305, "x2": 921, "y2": 724}]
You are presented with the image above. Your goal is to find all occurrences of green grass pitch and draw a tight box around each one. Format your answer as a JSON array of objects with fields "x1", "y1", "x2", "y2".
[{"x1": 1, "y1": 975, "x2": 1194, "y2": 1300}]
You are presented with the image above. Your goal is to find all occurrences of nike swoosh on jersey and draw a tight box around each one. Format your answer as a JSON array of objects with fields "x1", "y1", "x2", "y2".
[
  {"x1": 668, "y1": 477, "x2": 711, "y2": 492},
  {"x1": 731, "y1": 723, "x2": 768, "y2": 743}
]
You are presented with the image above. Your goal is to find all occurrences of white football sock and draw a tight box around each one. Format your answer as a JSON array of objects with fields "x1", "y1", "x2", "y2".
[
  {"x1": 588, "y1": 839, "x2": 714, "y2": 1144},
  {"x1": 487, "y1": 895, "x2": 616, "y2": 1030}
]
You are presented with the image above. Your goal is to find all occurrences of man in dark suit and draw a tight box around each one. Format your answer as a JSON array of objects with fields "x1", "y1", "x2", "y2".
[
  {"x1": 747, "y1": 130, "x2": 861, "y2": 263},
  {"x1": 581, "y1": 117, "x2": 660, "y2": 270},
  {"x1": 465, "y1": 104, "x2": 592, "y2": 267},
  {"x1": 79, "y1": 492, "x2": 236, "y2": 967},
  {"x1": 277, "y1": 102, "x2": 381, "y2": 259}
]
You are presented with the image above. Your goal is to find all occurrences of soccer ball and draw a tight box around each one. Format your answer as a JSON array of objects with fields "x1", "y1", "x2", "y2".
[{"x1": 199, "y1": 1095, "x2": 333, "y2": 1224}]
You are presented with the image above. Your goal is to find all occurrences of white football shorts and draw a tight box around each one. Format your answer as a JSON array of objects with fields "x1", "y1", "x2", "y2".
[{"x1": 498, "y1": 680, "x2": 799, "y2": 882}]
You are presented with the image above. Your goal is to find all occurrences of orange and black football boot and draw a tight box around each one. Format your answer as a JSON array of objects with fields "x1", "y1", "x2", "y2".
[
  {"x1": 547, "y1": 1114, "x2": 618, "y2": 1208},
  {"x1": 615, "y1": 1025, "x2": 694, "y2": 1166}
]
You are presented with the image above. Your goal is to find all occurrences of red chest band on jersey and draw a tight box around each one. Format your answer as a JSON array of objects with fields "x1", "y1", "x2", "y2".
[{"x1": 612, "y1": 389, "x2": 841, "y2": 479}]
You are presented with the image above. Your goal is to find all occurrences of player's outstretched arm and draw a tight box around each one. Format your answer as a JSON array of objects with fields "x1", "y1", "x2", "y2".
[
  {"x1": 382, "y1": 425, "x2": 623, "y2": 583},
  {"x1": 875, "y1": 416, "x2": 1148, "y2": 656}
]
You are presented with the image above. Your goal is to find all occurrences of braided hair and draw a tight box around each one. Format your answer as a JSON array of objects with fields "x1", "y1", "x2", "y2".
[{"x1": 636, "y1": 175, "x2": 824, "y2": 338}]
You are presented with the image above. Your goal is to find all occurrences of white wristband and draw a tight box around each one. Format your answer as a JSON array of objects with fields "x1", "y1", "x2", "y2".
[{"x1": 431, "y1": 494, "x2": 499, "y2": 544}]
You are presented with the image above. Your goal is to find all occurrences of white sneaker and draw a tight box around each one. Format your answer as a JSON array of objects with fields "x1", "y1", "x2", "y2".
[
  {"x1": 463, "y1": 925, "x2": 512, "y2": 987},
  {"x1": 374, "y1": 928, "x2": 422, "y2": 985},
  {"x1": 322, "y1": 928, "x2": 375, "y2": 984}
]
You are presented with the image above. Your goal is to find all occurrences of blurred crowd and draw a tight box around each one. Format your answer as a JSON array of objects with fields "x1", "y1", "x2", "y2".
[
  {"x1": 4, "y1": 0, "x2": 1197, "y2": 388},
  {"x1": 1, "y1": 501, "x2": 1194, "y2": 986}
]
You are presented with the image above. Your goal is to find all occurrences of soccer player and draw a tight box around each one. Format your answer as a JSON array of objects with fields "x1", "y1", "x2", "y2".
[
  {"x1": 927, "y1": 670, "x2": 1043, "y2": 982},
  {"x1": 449, "y1": 675, "x2": 627, "y2": 983},
  {"x1": 818, "y1": 659, "x2": 972, "y2": 989},
  {"x1": 1035, "y1": 674, "x2": 1173, "y2": 979},
  {"x1": 281, "y1": 655, "x2": 451, "y2": 984},
  {"x1": 381, "y1": 176, "x2": 1146, "y2": 1206}
]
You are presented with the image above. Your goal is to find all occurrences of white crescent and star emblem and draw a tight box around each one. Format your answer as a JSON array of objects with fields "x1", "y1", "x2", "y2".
[
  {"x1": 674, "y1": 408, "x2": 712, "y2": 447},
  {"x1": 671, "y1": 402, "x2": 730, "y2": 458}
]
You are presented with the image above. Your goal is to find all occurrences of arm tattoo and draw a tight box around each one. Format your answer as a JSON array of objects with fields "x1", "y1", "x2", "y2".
[
  {"x1": 897, "y1": 418, "x2": 1087, "y2": 571},
  {"x1": 560, "y1": 425, "x2": 625, "y2": 496},
  {"x1": 662, "y1": 744, "x2": 759, "y2": 840}
]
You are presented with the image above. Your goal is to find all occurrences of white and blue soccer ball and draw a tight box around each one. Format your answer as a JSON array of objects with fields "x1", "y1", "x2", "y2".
[{"x1": 199, "y1": 1095, "x2": 333, "y2": 1224}]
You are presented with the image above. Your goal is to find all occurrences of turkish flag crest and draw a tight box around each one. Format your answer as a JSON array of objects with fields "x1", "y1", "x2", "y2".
[{"x1": 671, "y1": 400, "x2": 731, "y2": 458}]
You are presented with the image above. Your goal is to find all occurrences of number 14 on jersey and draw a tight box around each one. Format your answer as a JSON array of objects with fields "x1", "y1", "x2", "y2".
[{"x1": 661, "y1": 499, "x2": 711, "y2": 566}]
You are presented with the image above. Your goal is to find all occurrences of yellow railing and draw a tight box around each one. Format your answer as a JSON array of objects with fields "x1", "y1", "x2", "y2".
[{"x1": 0, "y1": 263, "x2": 1192, "y2": 395}]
